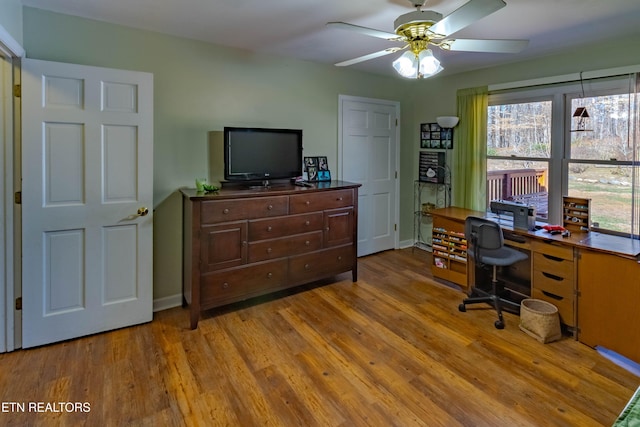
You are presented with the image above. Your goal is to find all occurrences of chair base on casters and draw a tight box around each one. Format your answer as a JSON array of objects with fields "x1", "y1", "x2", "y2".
[{"x1": 458, "y1": 279, "x2": 522, "y2": 329}]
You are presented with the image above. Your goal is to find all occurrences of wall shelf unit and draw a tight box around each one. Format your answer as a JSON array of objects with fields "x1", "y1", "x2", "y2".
[{"x1": 414, "y1": 167, "x2": 450, "y2": 250}]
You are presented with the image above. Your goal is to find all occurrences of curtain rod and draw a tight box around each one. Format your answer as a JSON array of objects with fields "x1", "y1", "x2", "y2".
[{"x1": 488, "y1": 64, "x2": 640, "y2": 91}]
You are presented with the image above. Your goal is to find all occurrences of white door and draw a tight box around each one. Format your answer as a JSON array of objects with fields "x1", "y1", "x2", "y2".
[
  {"x1": 339, "y1": 95, "x2": 399, "y2": 257},
  {"x1": 21, "y1": 58, "x2": 153, "y2": 348}
]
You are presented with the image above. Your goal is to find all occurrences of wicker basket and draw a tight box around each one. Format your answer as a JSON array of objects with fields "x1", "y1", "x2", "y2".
[{"x1": 519, "y1": 299, "x2": 562, "y2": 343}]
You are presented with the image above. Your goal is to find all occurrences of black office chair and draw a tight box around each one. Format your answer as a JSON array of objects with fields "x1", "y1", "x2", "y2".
[{"x1": 458, "y1": 216, "x2": 528, "y2": 329}]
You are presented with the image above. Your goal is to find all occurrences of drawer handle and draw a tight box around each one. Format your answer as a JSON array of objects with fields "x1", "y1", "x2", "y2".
[
  {"x1": 542, "y1": 272, "x2": 564, "y2": 281},
  {"x1": 267, "y1": 248, "x2": 272, "y2": 253},
  {"x1": 267, "y1": 205, "x2": 273, "y2": 210},
  {"x1": 305, "y1": 201, "x2": 310, "y2": 206},
  {"x1": 543, "y1": 254, "x2": 564, "y2": 262},
  {"x1": 305, "y1": 220, "x2": 310, "y2": 226},
  {"x1": 222, "y1": 282, "x2": 229, "y2": 289},
  {"x1": 305, "y1": 240, "x2": 310, "y2": 246},
  {"x1": 267, "y1": 272, "x2": 273, "y2": 279},
  {"x1": 304, "y1": 263, "x2": 310, "y2": 270},
  {"x1": 223, "y1": 208, "x2": 229, "y2": 214},
  {"x1": 337, "y1": 197, "x2": 343, "y2": 201},
  {"x1": 242, "y1": 241, "x2": 247, "y2": 246},
  {"x1": 542, "y1": 290, "x2": 563, "y2": 301},
  {"x1": 337, "y1": 256, "x2": 342, "y2": 261},
  {"x1": 267, "y1": 226, "x2": 272, "y2": 232}
]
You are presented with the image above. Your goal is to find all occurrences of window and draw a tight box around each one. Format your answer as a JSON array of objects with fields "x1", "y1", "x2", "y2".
[
  {"x1": 487, "y1": 100, "x2": 552, "y2": 219},
  {"x1": 567, "y1": 92, "x2": 635, "y2": 234},
  {"x1": 487, "y1": 75, "x2": 639, "y2": 236}
]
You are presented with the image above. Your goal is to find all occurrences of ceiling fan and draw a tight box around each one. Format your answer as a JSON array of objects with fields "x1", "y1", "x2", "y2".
[{"x1": 327, "y1": 0, "x2": 528, "y2": 78}]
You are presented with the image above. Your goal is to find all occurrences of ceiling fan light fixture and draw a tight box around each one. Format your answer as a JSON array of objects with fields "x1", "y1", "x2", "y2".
[
  {"x1": 393, "y1": 49, "x2": 443, "y2": 79},
  {"x1": 417, "y1": 49, "x2": 442, "y2": 77},
  {"x1": 393, "y1": 51, "x2": 418, "y2": 78}
]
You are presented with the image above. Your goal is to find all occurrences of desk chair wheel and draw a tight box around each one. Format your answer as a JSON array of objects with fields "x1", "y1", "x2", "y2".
[
  {"x1": 458, "y1": 303, "x2": 466, "y2": 312},
  {"x1": 494, "y1": 320, "x2": 505, "y2": 329}
]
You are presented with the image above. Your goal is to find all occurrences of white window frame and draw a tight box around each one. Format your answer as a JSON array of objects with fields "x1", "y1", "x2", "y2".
[{"x1": 488, "y1": 76, "x2": 637, "y2": 232}]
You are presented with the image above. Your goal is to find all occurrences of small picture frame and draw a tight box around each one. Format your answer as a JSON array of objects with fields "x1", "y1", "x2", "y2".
[
  {"x1": 318, "y1": 156, "x2": 328, "y2": 171},
  {"x1": 304, "y1": 156, "x2": 331, "y2": 182},
  {"x1": 420, "y1": 122, "x2": 453, "y2": 149},
  {"x1": 318, "y1": 170, "x2": 331, "y2": 181}
]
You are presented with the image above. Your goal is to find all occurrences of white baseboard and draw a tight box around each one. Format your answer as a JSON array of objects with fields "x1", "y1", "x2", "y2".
[
  {"x1": 399, "y1": 239, "x2": 414, "y2": 249},
  {"x1": 153, "y1": 293, "x2": 183, "y2": 312}
]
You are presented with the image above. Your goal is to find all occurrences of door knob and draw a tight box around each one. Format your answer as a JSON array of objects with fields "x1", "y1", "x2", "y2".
[{"x1": 137, "y1": 207, "x2": 149, "y2": 217}]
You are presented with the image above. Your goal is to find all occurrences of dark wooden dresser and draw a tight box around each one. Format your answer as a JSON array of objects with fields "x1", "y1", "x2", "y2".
[{"x1": 181, "y1": 181, "x2": 361, "y2": 328}]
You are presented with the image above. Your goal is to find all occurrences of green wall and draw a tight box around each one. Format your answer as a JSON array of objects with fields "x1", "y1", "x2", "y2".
[
  {"x1": 0, "y1": 0, "x2": 22, "y2": 46},
  {"x1": 21, "y1": 6, "x2": 640, "y2": 303},
  {"x1": 22, "y1": 7, "x2": 416, "y2": 301}
]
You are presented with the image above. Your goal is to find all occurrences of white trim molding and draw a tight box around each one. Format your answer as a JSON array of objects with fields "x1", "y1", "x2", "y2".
[
  {"x1": 489, "y1": 64, "x2": 640, "y2": 92},
  {"x1": 0, "y1": 24, "x2": 25, "y2": 58},
  {"x1": 153, "y1": 294, "x2": 183, "y2": 312}
]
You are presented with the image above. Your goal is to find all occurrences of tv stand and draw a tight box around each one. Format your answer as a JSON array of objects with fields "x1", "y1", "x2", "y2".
[{"x1": 181, "y1": 180, "x2": 361, "y2": 329}]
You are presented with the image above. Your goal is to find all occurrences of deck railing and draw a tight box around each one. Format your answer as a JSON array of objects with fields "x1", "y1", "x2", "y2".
[{"x1": 487, "y1": 168, "x2": 548, "y2": 215}]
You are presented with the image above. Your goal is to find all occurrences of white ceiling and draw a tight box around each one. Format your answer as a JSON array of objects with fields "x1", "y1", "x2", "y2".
[{"x1": 20, "y1": 0, "x2": 640, "y2": 78}]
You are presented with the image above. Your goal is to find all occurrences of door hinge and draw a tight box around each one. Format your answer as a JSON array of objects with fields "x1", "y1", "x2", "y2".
[
  {"x1": 15, "y1": 297, "x2": 22, "y2": 310},
  {"x1": 14, "y1": 191, "x2": 21, "y2": 204},
  {"x1": 395, "y1": 171, "x2": 398, "y2": 179},
  {"x1": 395, "y1": 118, "x2": 398, "y2": 126},
  {"x1": 394, "y1": 223, "x2": 397, "y2": 231},
  {"x1": 13, "y1": 84, "x2": 21, "y2": 98}
]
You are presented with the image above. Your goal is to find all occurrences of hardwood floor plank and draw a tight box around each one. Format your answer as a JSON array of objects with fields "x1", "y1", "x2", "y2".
[{"x1": 0, "y1": 248, "x2": 637, "y2": 426}]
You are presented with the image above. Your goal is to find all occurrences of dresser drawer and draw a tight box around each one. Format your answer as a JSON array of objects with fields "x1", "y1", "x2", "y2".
[
  {"x1": 200, "y1": 259, "x2": 287, "y2": 307},
  {"x1": 531, "y1": 288, "x2": 575, "y2": 327},
  {"x1": 532, "y1": 269, "x2": 574, "y2": 298},
  {"x1": 289, "y1": 245, "x2": 354, "y2": 284},
  {"x1": 289, "y1": 189, "x2": 353, "y2": 213},
  {"x1": 531, "y1": 240, "x2": 574, "y2": 260},
  {"x1": 248, "y1": 231, "x2": 322, "y2": 263},
  {"x1": 248, "y1": 212, "x2": 323, "y2": 240},
  {"x1": 201, "y1": 196, "x2": 288, "y2": 224},
  {"x1": 533, "y1": 252, "x2": 574, "y2": 278}
]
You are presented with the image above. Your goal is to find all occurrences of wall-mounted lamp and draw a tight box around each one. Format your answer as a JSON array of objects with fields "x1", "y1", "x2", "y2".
[{"x1": 436, "y1": 116, "x2": 459, "y2": 128}]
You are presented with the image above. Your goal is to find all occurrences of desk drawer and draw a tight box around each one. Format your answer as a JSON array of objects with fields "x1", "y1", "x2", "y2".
[
  {"x1": 533, "y1": 252, "x2": 574, "y2": 278},
  {"x1": 532, "y1": 288, "x2": 575, "y2": 327},
  {"x1": 531, "y1": 240, "x2": 574, "y2": 260},
  {"x1": 532, "y1": 269, "x2": 574, "y2": 298}
]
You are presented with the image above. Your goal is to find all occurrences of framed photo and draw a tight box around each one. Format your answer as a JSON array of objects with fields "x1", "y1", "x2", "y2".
[
  {"x1": 318, "y1": 170, "x2": 331, "y2": 181},
  {"x1": 318, "y1": 156, "x2": 328, "y2": 171},
  {"x1": 420, "y1": 122, "x2": 454, "y2": 149},
  {"x1": 304, "y1": 156, "x2": 331, "y2": 182}
]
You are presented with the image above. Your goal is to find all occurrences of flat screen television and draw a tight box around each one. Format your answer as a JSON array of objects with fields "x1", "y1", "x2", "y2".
[{"x1": 223, "y1": 127, "x2": 303, "y2": 183}]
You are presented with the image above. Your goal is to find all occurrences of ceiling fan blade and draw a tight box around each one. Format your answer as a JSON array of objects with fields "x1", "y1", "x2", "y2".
[
  {"x1": 335, "y1": 47, "x2": 406, "y2": 67},
  {"x1": 430, "y1": 0, "x2": 506, "y2": 38},
  {"x1": 326, "y1": 22, "x2": 402, "y2": 41},
  {"x1": 447, "y1": 38, "x2": 528, "y2": 53}
]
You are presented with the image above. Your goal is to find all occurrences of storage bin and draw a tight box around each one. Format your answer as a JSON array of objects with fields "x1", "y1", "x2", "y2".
[{"x1": 519, "y1": 298, "x2": 562, "y2": 343}]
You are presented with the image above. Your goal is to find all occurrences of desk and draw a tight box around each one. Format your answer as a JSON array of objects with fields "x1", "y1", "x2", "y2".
[{"x1": 430, "y1": 207, "x2": 640, "y2": 363}]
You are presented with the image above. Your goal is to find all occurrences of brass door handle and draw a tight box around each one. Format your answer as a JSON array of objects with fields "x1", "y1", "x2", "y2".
[{"x1": 137, "y1": 207, "x2": 149, "y2": 217}]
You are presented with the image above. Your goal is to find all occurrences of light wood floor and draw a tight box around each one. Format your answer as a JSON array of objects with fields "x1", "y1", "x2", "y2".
[{"x1": 1, "y1": 248, "x2": 638, "y2": 426}]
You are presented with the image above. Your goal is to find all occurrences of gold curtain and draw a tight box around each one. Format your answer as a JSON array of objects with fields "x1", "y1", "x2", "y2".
[{"x1": 452, "y1": 86, "x2": 488, "y2": 211}]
